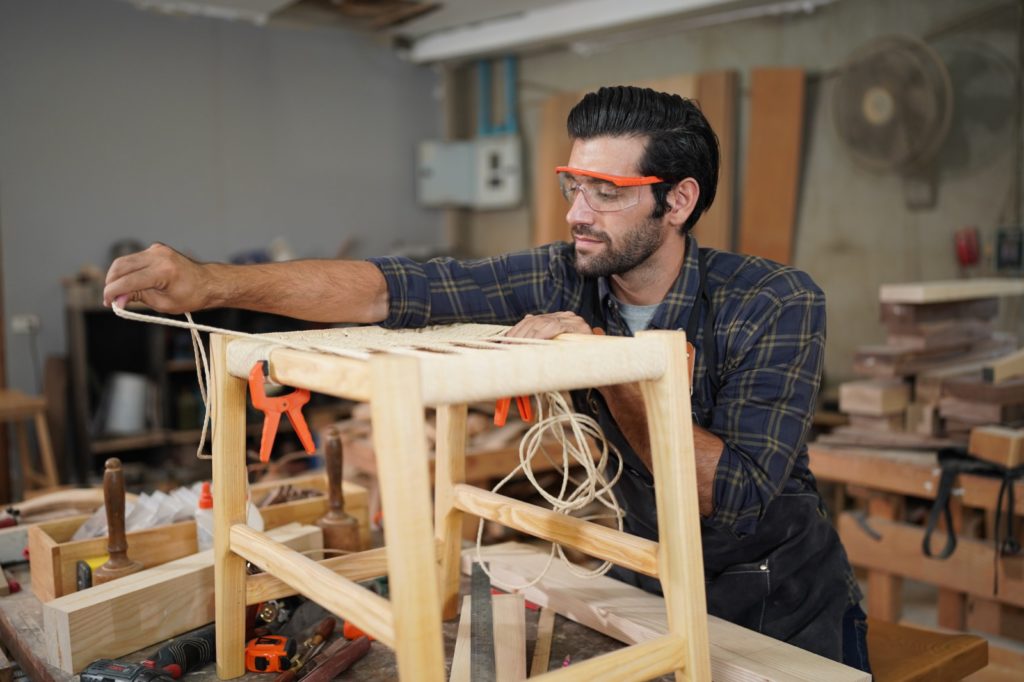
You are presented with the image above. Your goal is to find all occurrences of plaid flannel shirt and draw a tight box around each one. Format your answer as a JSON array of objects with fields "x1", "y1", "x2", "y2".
[{"x1": 370, "y1": 235, "x2": 825, "y2": 536}]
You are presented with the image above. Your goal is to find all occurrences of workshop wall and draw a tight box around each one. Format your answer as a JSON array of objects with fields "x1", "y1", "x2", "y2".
[
  {"x1": 456, "y1": 0, "x2": 1022, "y2": 386},
  {"x1": 0, "y1": 0, "x2": 442, "y2": 394}
]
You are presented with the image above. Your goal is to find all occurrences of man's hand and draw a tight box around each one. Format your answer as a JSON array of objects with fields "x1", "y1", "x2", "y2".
[
  {"x1": 104, "y1": 243, "x2": 216, "y2": 314},
  {"x1": 506, "y1": 311, "x2": 593, "y2": 339}
]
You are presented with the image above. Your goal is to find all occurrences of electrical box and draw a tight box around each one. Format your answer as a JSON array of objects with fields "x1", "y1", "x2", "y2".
[{"x1": 417, "y1": 136, "x2": 522, "y2": 210}]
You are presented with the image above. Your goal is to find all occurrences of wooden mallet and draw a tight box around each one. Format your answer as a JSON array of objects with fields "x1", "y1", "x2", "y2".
[
  {"x1": 315, "y1": 427, "x2": 360, "y2": 552},
  {"x1": 92, "y1": 457, "x2": 144, "y2": 585}
]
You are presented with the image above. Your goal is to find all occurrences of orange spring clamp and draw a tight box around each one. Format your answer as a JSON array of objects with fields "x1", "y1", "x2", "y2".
[
  {"x1": 248, "y1": 361, "x2": 316, "y2": 463},
  {"x1": 494, "y1": 395, "x2": 533, "y2": 427}
]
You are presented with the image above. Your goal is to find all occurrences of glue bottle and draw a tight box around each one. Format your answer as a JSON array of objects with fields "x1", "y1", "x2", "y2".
[
  {"x1": 195, "y1": 481, "x2": 264, "y2": 553},
  {"x1": 195, "y1": 481, "x2": 215, "y2": 551}
]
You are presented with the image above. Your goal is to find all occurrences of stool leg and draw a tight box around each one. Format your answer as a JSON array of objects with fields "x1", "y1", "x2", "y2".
[
  {"x1": 33, "y1": 410, "x2": 59, "y2": 488},
  {"x1": 638, "y1": 330, "x2": 711, "y2": 682},
  {"x1": 14, "y1": 422, "x2": 36, "y2": 491},
  {"x1": 435, "y1": 403, "x2": 468, "y2": 620},
  {"x1": 369, "y1": 354, "x2": 445, "y2": 681},
  {"x1": 211, "y1": 334, "x2": 249, "y2": 679}
]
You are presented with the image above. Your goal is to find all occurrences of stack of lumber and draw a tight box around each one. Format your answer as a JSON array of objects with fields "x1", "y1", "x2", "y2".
[{"x1": 821, "y1": 279, "x2": 1024, "y2": 449}]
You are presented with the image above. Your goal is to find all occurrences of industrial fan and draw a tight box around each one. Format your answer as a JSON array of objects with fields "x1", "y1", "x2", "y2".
[{"x1": 832, "y1": 35, "x2": 954, "y2": 208}]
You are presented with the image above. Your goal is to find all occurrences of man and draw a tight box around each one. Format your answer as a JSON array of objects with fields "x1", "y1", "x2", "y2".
[{"x1": 105, "y1": 86, "x2": 869, "y2": 671}]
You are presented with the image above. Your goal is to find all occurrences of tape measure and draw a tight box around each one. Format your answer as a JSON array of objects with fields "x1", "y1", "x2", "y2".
[{"x1": 245, "y1": 635, "x2": 296, "y2": 673}]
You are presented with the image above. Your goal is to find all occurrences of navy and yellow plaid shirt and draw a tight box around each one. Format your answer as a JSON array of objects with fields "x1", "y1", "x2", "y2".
[{"x1": 370, "y1": 234, "x2": 826, "y2": 540}]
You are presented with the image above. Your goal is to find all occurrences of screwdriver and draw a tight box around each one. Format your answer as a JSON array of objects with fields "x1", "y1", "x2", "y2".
[{"x1": 272, "y1": 617, "x2": 335, "y2": 682}]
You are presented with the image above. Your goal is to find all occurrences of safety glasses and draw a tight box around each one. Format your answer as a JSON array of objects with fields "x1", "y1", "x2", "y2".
[{"x1": 555, "y1": 166, "x2": 664, "y2": 212}]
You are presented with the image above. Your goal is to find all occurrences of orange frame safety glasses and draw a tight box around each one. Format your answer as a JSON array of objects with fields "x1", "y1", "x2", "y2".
[
  {"x1": 554, "y1": 166, "x2": 664, "y2": 187},
  {"x1": 555, "y1": 166, "x2": 664, "y2": 212}
]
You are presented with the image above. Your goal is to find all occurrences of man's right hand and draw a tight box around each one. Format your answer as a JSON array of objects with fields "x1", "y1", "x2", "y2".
[{"x1": 104, "y1": 243, "x2": 218, "y2": 314}]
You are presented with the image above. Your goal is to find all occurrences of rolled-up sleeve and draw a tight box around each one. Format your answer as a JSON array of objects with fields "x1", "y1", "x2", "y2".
[
  {"x1": 706, "y1": 284, "x2": 826, "y2": 537},
  {"x1": 368, "y1": 245, "x2": 579, "y2": 328}
]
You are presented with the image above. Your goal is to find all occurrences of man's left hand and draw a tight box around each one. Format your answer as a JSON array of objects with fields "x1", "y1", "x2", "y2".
[{"x1": 506, "y1": 311, "x2": 593, "y2": 339}]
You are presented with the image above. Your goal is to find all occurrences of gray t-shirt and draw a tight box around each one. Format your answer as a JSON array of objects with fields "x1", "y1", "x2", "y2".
[{"x1": 613, "y1": 295, "x2": 659, "y2": 334}]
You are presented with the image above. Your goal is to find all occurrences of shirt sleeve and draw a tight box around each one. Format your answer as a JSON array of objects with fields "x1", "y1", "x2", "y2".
[
  {"x1": 705, "y1": 284, "x2": 826, "y2": 537},
  {"x1": 367, "y1": 244, "x2": 580, "y2": 328}
]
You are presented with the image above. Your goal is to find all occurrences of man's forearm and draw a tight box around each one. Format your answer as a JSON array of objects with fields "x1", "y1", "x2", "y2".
[
  {"x1": 598, "y1": 383, "x2": 723, "y2": 516},
  {"x1": 105, "y1": 243, "x2": 391, "y2": 323},
  {"x1": 205, "y1": 260, "x2": 389, "y2": 323}
]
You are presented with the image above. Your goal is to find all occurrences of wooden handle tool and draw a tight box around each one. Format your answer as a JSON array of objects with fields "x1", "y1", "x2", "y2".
[
  {"x1": 92, "y1": 458, "x2": 144, "y2": 585},
  {"x1": 315, "y1": 428, "x2": 360, "y2": 552}
]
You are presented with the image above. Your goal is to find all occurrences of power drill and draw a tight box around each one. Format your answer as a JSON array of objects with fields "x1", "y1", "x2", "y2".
[{"x1": 80, "y1": 659, "x2": 174, "y2": 682}]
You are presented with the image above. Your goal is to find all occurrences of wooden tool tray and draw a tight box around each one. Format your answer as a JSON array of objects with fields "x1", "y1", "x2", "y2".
[{"x1": 28, "y1": 473, "x2": 368, "y2": 602}]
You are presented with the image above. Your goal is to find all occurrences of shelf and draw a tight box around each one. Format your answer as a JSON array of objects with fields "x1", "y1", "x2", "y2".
[
  {"x1": 166, "y1": 359, "x2": 198, "y2": 372},
  {"x1": 91, "y1": 430, "x2": 168, "y2": 454}
]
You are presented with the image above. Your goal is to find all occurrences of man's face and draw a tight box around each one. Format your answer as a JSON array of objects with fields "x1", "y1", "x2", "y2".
[{"x1": 564, "y1": 136, "x2": 667, "y2": 278}]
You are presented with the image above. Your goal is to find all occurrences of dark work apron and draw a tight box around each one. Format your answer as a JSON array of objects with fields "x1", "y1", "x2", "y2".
[{"x1": 570, "y1": 251, "x2": 853, "y2": 663}]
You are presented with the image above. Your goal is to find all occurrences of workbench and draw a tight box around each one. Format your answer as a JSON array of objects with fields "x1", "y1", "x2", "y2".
[
  {"x1": 0, "y1": 564, "x2": 644, "y2": 682},
  {"x1": 808, "y1": 442, "x2": 1023, "y2": 672}
]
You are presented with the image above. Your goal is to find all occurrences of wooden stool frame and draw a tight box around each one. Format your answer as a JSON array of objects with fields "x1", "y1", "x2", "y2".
[
  {"x1": 0, "y1": 390, "x2": 58, "y2": 494},
  {"x1": 211, "y1": 329, "x2": 710, "y2": 681}
]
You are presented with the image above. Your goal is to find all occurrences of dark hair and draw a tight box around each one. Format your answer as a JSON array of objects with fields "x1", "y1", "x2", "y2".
[{"x1": 566, "y1": 86, "x2": 719, "y2": 233}]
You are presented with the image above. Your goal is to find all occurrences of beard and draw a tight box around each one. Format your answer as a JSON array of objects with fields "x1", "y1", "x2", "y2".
[{"x1": 572, "y1": 215, "x2": 665, "y2": 278}]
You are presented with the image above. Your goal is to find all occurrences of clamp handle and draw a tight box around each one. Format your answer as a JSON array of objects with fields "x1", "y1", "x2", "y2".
[{"x1": 248, "y1": 362, "x2": 316, "y2": 463}]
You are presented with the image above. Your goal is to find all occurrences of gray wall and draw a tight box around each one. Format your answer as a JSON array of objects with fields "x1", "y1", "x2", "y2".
[
  {"x1": 460, "y1": 0, "x2": 1022, "y2": 385},
  {"x1": 0, "y1": 0, "x2": 442, "y2": 394}
]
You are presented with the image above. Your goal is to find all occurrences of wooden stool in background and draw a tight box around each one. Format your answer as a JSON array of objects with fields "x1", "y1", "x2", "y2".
[
  {"x1": 0, "y1": 389, "x2": 59, "y2": 496},
  {"x1": 868, "y1": 618, "x2": 988, "y2": 681}
]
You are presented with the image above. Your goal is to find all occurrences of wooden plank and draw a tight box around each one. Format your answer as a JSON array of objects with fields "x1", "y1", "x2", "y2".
[
  {"x1": 853, "y1": 334, "x2": 1017, "y2": 378},
  {"x1": 943, "y1": 374, "x2": 1024, "y2": 405},
  {"x1": 462, "y1": 543, "x2": 870, "y2": 682},
  {"x1": 838, "y1": 513, "x2": 1024, "y2": 608},
  {"x1": 212, "y1": 334, "x2": 250, "y2": 680},
  {"x1": 808, "y1": 444, "x2": 1024, "y2": 516},
  {"x1": 530, "y1": 607, "x2": 556, "y2": 676},
  {"x1": 492, "y1": 593, "x2": 526, "y2": 682},
  {"x1": 368, "y1": 353, "x2": 445, "y2": 681},
  {"x1": 737, "y1": 68, "x2": 806, "y2": 265},
  {"x1": 434, "y1": 404, "x2": 468, "y2": 620},
  {"x1": 453, "y1": 485, "x2": 658, "y2": 577},
  {"x1": 984, "y1": 348, "x2": 1024, "y2": 384},
  {"x1": 848, "y1": 414, "x2": 905, "y2": 433},
  {"x1": 887, "y1": 319, "x2": 995, "y2": 351},
  {"x1": 815, "y1": 427, "x2": 962, "y2": 450},
  {"x1": 693, "y1": 70, "x2": 737, "y2": 251},
  {"x1": 245, "y1": 545, "x2": 389, "y2": 605},
  {"x1": 938, "y1": 398, "x2": 1024, "y2": 425},
  {"x1": 880, "y1": 298, "x2": 999, "y2": 326},
  {"x1": 838, "y1": 379, "x2": 910, "y2": 416},
  {"x1": 41, "y1": 523, "x2": 321, "y2": 674},
  {"x1": 969, "y1": 426, "x2": 1024, "y2": 468},
  {"x1": 449, "y1": 595, "x2": 472, "y2": 682},
  {"x1": 880, "y1": 278, "x2": 1024, "y2": 304},
  {"x1": 230, "y1": 525, "x2": 394, "y2": 646},
  {"x1": 532, "y1": 90, "x2": 585, "y2": 246},
  {"x1": 636, "y1": 330, "x2": 709, "y2": 682},
  {"x1": 866, "y1": 496, "x2": 903, "y2": 623}
]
